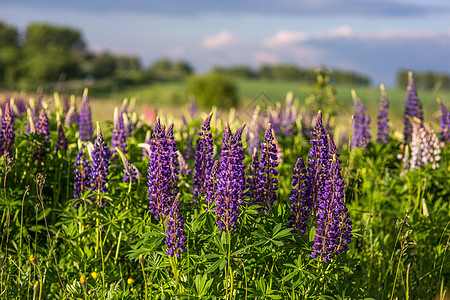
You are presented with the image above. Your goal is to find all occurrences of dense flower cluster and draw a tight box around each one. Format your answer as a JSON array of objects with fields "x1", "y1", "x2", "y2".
[
  {"x1": 289, "y1": 111, "x2": 352, "y2": 261},
  {"x1": 438, "y1": 99, "x2": 450, "y2": 143},
  {"x1": 403, "y1": 72, "x2": 423, "y2": 144},
  {"x1": 351, "y1": 90, "x2": 371, "y2": 149},
  {"x1": 90, "y1": 123, "x2": 111, "y2": 208},
  {"x1": 111, "y1": 107, "x2": 128, "y2": 154},
  {"x1": 254, "y1": 124, "x2": 279, "y2": 212},
  {"x1": 164, "y1": 194, "x2": 186, "y2": 257},
  {"x1": 410, "y1": 119, "x2": 440, "y2": 170},
  {"x1": 117, "y1": 149, "x2": 140, "y2": 183},
  {"x1": 193, "y1": 112, "x2": 214, "y2": 202},
  {"x1": 147, "y1": 118, "x2": 178, "y2": 220},
  {"x1": 246, "y1": 148, "x2": 260, "y2": 203},
  {"x1": 205, "y1": 160, "x2": 220, "y2": 208},
  {"x1": 0, "y1": 103, "x2": 15, "y2": 158},
  {"x1": 73, "y1": 146, "x2": 92, "y2": 209},
  {"x1": 311, "y1": 137, "x2": 352, "y2": 262},
  {"x1": 377, "y1": 84, "x2": 390, "y2": 145},
  {"x1": 215, "y1": 123, "x2": 246, "y2": 231},
  {"x1": 79, "y1": 89, "x2": 93, "y2": 142},
  {"x1": 288, "y1": 158, "x2": 308, "y2": 232}
]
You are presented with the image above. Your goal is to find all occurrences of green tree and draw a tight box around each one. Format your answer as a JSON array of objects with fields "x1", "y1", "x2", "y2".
[
  {"x1": 21, "y1": 23, "x2": 86, "y2": 82},
  {"x1": 187, "y1": 72, "x2": 239, "y2": 109},
  {"x1": 0, "y1": 22, "x2": 20, "y2": 85}
]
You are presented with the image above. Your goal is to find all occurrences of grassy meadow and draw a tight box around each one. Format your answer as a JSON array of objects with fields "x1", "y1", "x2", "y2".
[{"x1": 0, "y1": 76, "x2": 449, "y2": 299}]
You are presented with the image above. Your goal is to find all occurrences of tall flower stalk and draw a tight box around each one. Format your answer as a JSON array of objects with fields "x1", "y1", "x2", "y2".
[
  {"x1": 164, "y1": 194, "x2": 186, "y2": 257},
  {"x1": 0, "y1": 103, "x2": 15, "y2": 158},
  {"x1": 215, "y1": 122, "x2": 246, "y2": 231},
  {"x1": 79, "y1": 88, "x2": 93, "y2": 142},
  {"x1": 90, "y1": 123, "x2": 111, "y2": 208},
  {"x1": 73, "y1": 145, "x2": 92, "y2": 209},
  {"x1": 193, "y1": 112, "x2": 214, "y2": 202},
  {"x1": 438, "y1": 98, "x2": 450, "y2": 143},
  {"x1": 377, "y1": 84, "x2": 390, "y2": 145},
  {"x1": 147, "y1": 118, "x2": 175, "y2": 221},
  {"x1": 351, "y1": 90, "x2": 371, "y2": 149},
  {"x1": 111, "y1": 107, "x2": 127, "y2": 154},
  {"x1": 255, "y1": 123, "x2": 279, "y2": 212},
  {"x1": 403, "y1": 71, "x2": 423, "y2": 144}
]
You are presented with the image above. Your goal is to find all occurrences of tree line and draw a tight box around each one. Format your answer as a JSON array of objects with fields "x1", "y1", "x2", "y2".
[{"x1": 1, "y1": 21, "x2": 449, "y2": 90}]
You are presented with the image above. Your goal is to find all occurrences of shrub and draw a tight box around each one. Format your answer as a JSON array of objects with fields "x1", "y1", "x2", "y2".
[{"x1": 187, "y1": 72, "x2": 239, "y2": 109}]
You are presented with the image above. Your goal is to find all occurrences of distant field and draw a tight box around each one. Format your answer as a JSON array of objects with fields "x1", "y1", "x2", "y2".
[
  {"x1": 2, "y1": 78, "x2": 447, "y2": 131},
  {"x1": 88, "y1": 78, "x2": 447, "y2": 132}
]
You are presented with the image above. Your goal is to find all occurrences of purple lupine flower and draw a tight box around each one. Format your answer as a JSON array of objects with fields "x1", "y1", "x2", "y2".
[
  {"x1": 111, "y1": 107, "x2": 128, "y2": 154},
  {"x1": 403, "y1": 72, "x2": 423, "y2": 144},
  {"x1": 79, "y1": 89, "x2": 93, "y2": 142},
  {"x1": 246, "y1": 148, "x2": 260, "y2": 204},
  {"x1": 351, "y1": 90, "x2": 371, "y2": 149},
  {"x1": 165, "y1": 194, "x2": 186, "y2": 257},
  {"x1": 205, "y1": 160, "x2": 220, "y2": 208},
  {"x1": 410, "y1": 119, "x2": 441, "y2": 170},
  {"x1": 215, "y1": 122, "x2": 246, "y2": 231},
  {"x1": 34, "y1": 108, "x2": 50, "y2": 160},
  {"x1": 167, "y1": 123, "x2": 180, "y2": 188},
  {"x1": 438, "y1": 99, "x2": 450, "y2": 143},
  {"x1": 193, "y1": 112, "x2": 214, "y2": 202},
  {"x1": 119, "y1": 100, "x2": 132, "y2": 138},
  {"x1": 311, "y1": 136, "x2": 352, "y2": 262},
  {"x1": 147, "y1": 118, "x2": 173, "y2": 220},
  {"x1": 0, "y1": 103, "x2": 15, "y2": 158},
  {"x1": 377, "y1": 84, "x2": 390, "y2": 145},
  {"x1": 54, "y1": 123, "x2": 68, "y2": 153},
  {"x1": 90, "y1": 123, "x2": 111, "y2": 208},
  {"x1": 116, "y1": 147, "x2": 141, "y2": 183},
  {"x1": 73, "y1": 146, "x2": 92, "y2": 209},
  {"x1": 302, "y1": 111, "x2": 330, "y2": 234},
  {"x1": 255, "y1": 123, "x2": 279, "y2": 212},
  {"x1": 288, "y1": 158, "x2": 309, "y2": 232}
]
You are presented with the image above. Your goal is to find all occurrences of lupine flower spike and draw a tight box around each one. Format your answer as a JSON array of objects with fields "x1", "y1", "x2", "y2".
[
  {"x1": 437, "y1": 98, "x2": 450, "y2": 143},
  {"x1": 410, "y1": 118, "x2": 440, "y2": 170},
  {"x1": 246, "y1": 148, "x2": 260, "y2": 204},
  {"x1": 0, "y1": 102, "x2": 15, "y2": 158},
  {"x1": 403, "y1": 71, "x2": 423, "y2": 144},
  {"x1": 111, "y1": 107, "x2": 127, "y2": 154},
  {"x1": 79, "y1": 88, "x2": 93, "y2": 141},
  {"x1": 288, "y1": 157, "x2": 309, "y2": 232},
  {"x1": 377, "y1": 84, "x2": 390, "y2": 145},
  {"x1": 147, "y1": 117, "x2": 173, "y2": 220},
  {"x1": 215, "y1": 123, "x2": 246, "y2": 231},
  {"x1": 116, "y1": 147, "x2": 141, "y2": 183},
  {"x1": 55, "y1": 114, "x2": 68, "y2": 154},
  {"x1": 90, "y1": 122, "x2": 111, "y2": 208},
  {"x1": 255, "y1": 123, "x2": 279, "y2": 212},
  {"x1": 351, "y1": 89, "x2": 371, "y2": 149},
  {"x1": 311, "y1": 136, "x2": 352, "y2": 262},
  {"x1": 193, "y1": 112, "x2": 214, "y2": 202},
  {"x1": 165, "y1": 193, "x2": 186, "y2": 257},
  {"x1": 73, "y1": 142, "x2": 92, "y2": 209}
]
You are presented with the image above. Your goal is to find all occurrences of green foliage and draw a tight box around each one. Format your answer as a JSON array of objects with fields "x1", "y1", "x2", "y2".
[
  {"x1": 187, "y1": 72, "x2": 239, "y2": 109},
  {"x1": 0, "y1": 84, "x2": 449, "y2": 299}
]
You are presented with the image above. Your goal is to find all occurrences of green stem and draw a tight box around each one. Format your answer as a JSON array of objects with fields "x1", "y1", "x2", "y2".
[
  {"x1": 18, "y1": 187, "x2": 29, "y2": 297},
  {"x1": 99, "y1": 224, "x2": 106, "y2": 300},
  {"x1": 141, "y1": 261, "x2": 148, "y2": 300}
]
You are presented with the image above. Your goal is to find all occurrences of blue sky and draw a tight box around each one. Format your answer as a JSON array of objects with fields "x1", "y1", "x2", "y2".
[{"x1": 1, "y1": 0, "x2": 450, "y2": 86}]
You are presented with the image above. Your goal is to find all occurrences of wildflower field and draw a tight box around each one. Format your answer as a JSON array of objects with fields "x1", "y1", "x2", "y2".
[{"x1": 0, "y1": 71, "x2": 449, "y2": 299}]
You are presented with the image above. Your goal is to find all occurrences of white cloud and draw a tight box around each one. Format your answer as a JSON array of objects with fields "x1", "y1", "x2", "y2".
[
  {"x1": 202, "y1": 30, "x2": 235, "y2": 49},
  {"x1": 263, "y1": 30, "x2": 308, "y2": 48}
]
